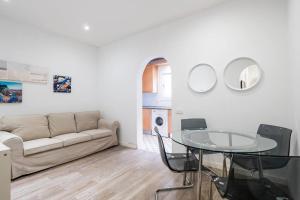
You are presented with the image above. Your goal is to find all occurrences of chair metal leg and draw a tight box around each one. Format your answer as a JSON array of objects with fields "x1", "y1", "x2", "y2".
[
  {"x1": 184, "y1": 172, "x2": 194, "y2": 185},
  {"x1": 183, "y1": 172, "x2": 187, "y2": 185},
  {"x1": 222, "y1": 155, "x2": 227, "y2": 177},
  {"x1": 209, "y1": 178, "x2": 213, "y2": 200},
  {"x1": 188, "y1": 172, "x2": 193, "y2": 185},
  {"x1": 155, "y1": 172, "x2": 194, "y2": 200},
  {"x1": 183, "y1": 147, "x2": 191, "y2": 186},
  {"x1": 257, "y1": 153, "x2": 265, "y2": 179},
  {"x1": 155, "y1": 184, "x2": 194, "y2": 200}
]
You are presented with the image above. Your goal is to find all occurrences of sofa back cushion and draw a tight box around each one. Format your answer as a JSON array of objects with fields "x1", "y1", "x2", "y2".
[
  {"x1": 48, "y1": 112, "x2": 77, "y2": 137},
  {"x1": 0, "y1": 115, "x2": 50, "y2": 141},
  {"x1": 75, "y1": 111, "x2": 100, "y2": 132}
]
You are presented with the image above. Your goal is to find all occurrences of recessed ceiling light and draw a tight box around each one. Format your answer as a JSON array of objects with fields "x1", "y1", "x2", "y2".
[{"x1": 83, "y1": 24, "x2": 90, "y2": 31}]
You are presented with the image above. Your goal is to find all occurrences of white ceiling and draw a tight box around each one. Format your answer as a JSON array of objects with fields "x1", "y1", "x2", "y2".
[{"x1": 0, "y1": 0, "x2": 226, "y2": 47}]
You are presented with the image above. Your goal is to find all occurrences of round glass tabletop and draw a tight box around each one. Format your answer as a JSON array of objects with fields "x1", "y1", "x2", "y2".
[{"x1": 172, "y1": 130, "x2": 277, "y2": 153}]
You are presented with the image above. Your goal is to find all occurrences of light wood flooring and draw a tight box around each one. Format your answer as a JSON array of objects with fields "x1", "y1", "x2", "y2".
[
  {"x1": 141, "y1": 134, "x2": 172, "y2": 153},
  {"x1": 12, "y1": 146, "x2": 223, "y2": 200}
]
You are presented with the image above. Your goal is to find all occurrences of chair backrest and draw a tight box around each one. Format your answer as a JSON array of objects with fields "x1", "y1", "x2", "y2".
[
  {"x1": 154, "y1": 127, "x2": 172, "y2": 171},
  {"x1": 258, "y1": 124, "x2": 292, "y2": 156},
  {"x1": 233, "y1": 124, "x2": 293, "y2": 171},
  {"x1": 181, "y1": 118, "x2": 207, "y2": 130}
]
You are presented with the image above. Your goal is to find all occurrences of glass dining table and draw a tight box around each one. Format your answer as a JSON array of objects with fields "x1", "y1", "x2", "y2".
[{"x1": 171, "y1": 130, "x2": 277, "y2": 200}]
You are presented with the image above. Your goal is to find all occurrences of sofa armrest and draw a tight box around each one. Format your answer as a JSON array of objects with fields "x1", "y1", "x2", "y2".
[
  {"x1": 98, "y1": 119, "x2": 120, "y2": 132},
  {"x1": 0, "y1": 131, "x2": 23, "y2": 156}
]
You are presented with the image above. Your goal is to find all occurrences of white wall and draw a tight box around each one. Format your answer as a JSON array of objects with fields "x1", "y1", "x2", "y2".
[
  {"x1": 0, "y1": 17, "x2": 99, "y2": 116},
  {"x1": 289, "y1": 0, "x2": 300, "y2": 155},
  {"x1": 0, "y1": 0, "x2": 292, "y2": 150},
  {"x1": 287, "y1": 0, "x2": 300, "y2": 192},
  {"x1": 97, "y1": 0, "x2": 292, "y2": 147}
]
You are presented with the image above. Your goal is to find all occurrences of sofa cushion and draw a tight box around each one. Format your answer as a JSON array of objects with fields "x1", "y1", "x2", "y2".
[
  {"x1": 53, "y1": 133, "x2": 92, "y2": 147},
  {"x1": 23, "y1": 138, "x2": 63, "y2": 156},
  {"x1": 48, "y1": 112, "x2": 77, "y2": 137},
  {"x1": 81, "y1": 129, "x2": 112, "y2": 140},
  {"x1": 75, "y1": 111, "x2": 100, "y2": 132},
  {"x1": 0, "y1": 115, "x2": 51, "y2": 141}
]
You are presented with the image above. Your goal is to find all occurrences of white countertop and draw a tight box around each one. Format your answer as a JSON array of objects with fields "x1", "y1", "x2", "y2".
[{"x1": 143, "y1": 106, "x2": 172, "y2": 110}]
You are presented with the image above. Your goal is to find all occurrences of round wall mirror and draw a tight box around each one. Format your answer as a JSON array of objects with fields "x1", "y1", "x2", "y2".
[
  {"x1": 224, "y1": 57, "x2": 262, "y2": 91},
  {"x1": 188, "y1": 64, "x2": 217, "y2": 93}
]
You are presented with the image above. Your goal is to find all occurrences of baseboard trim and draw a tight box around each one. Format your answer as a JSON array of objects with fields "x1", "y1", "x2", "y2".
[{"x1": 119, "y1": 141, "x2": 137, "y2": 149}]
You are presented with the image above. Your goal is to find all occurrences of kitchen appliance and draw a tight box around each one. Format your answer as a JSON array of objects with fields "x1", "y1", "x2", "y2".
[{"x1": 152, "y1": 109, "x2": 168, "y2": 137}]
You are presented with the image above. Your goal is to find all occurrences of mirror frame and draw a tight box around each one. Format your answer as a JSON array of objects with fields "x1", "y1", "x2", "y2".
[
  {"x1": 224, "y1": 57, "x2": 263, "y2": 91},
  {"x1": 187, "y1": 63, "x2": 217, "y2": 93}
]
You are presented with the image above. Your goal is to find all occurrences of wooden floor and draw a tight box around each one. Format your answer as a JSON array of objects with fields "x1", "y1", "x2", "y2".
[
  {"x1": 141, "y1": 134, "x2": 172, "y2": 153},
  {"x1": 12, "y1": 146, "x2": 223, "y2": 200}
]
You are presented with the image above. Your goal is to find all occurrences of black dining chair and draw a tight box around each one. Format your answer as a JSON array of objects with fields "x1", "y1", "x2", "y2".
[
  {"x1": 154, "y1": 127, "x2": 199, "y2": 200},
  {"x1": 232, "y1": 124, "x2": 292, "y2": 177},
  {"x1": 181, "y1": 118, "x2": 207, "y2": 131},
  {"x1": 181, "y1": 118, "x2": 207, "y2": 183},
  {"x1": 181, "y1": 118, "x2": 207, "y2": 157},
  {"x1": 211, "y1": 153, "x2": 300, "y2": 200},
  {"x1": 181, "y1": 118, "x2": 228, "y2": 176}
]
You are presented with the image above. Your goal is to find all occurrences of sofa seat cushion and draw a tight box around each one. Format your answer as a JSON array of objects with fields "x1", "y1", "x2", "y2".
[
  {"x1": 48, "y1": 112, "x2": 77, "y2": 137},
  {"x1": 81, "y1": 129, "x2": 112, "y2": 140},
  {"x1": 75, "y1": 111, "x2": 101, "y2": 132},
  {"x1": 24, "y1": 138, "x2": 63, "y2": 156},
  {"x1": 0, "y1": 115, "x2": 51, "y2": 141},
  {"x1": 53, "y1": 133, "x2": 92, "y2": 147}
]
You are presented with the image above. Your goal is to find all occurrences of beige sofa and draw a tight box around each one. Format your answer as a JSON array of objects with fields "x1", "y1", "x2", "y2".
[{"x1": 0, "y1": 111, "x2": 119, "y2": 179}]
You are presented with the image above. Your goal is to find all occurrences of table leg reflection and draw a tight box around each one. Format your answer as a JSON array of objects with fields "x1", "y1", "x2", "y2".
[{"x1": 195, "y1": 149, "x2": 203, "y2": 200}]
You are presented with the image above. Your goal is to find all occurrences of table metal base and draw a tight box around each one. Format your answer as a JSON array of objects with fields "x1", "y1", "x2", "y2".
[{"x1": 195, "y1": 149, "x2": 203, "y2": 200}]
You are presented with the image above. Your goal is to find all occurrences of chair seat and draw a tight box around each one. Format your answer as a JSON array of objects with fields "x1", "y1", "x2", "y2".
[
  {"x1": 80, "y1": 129, "x2": 112, "y2": 140},
  {"x1": 233, "y1": 154, "x2": 291, "y2": 171},
  {"x1": 53, "y1": 133, "x2": 92, "y2": 147},
  {"x1": 213, "y1": 176, "x2": 291, "y2": 200},
  {"x1": 24, "y1": 138, "x2": 63, "y2": 156},
  {"x1": 166, "y1": 153, "x2": 199, "y2": 172}
]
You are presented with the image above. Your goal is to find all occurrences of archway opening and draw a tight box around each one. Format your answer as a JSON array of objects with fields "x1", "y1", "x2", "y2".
[{"x1": 138, "y1": 57, "x2": 172, "y2": 153}]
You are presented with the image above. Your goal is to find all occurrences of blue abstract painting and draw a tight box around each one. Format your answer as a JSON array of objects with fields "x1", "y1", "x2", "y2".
[
  {"x1": 0, "y1": 81, "x2": 22, "y2": 103},
  {"x1": 53, "y1": 75, "x2": 71, "y2": 93}
]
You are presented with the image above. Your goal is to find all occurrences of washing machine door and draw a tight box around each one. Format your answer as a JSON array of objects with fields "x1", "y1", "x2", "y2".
[
  {"x1": 152, "y1": 110, "x2": 168, "y2": 137},
  {"x1": 155, "y1": 116, "x2": 164, "y2": 126}
]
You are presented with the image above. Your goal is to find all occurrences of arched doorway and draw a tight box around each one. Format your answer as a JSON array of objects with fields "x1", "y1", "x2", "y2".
[{"x1": 138, "y1": 57, "x2": 172, "y2": 153}]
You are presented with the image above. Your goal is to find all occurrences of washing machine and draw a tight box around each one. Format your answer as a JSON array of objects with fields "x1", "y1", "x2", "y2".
[{"x1": 152, "y1": 109, "x2": 168, "y2": 137}]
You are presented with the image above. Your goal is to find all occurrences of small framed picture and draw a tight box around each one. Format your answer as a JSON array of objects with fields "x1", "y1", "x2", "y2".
[
  {"x1": 53, "y1": 75, "x2": 71, "y2": 93},
  {"x1": 0, "y1": 80, "x2": 22, "y2": 103}
]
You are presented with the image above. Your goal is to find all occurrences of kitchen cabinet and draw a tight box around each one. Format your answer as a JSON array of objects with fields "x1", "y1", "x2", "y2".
[
  {"x1": 0, "y1": 143, "x2": 11, "y2": 200},
  {"x1": 142, "y1": 64, "x2": 158, "y2": 93},
  {"x1": 143, "y1": 108, "x2": 152, "y2": 133}
]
